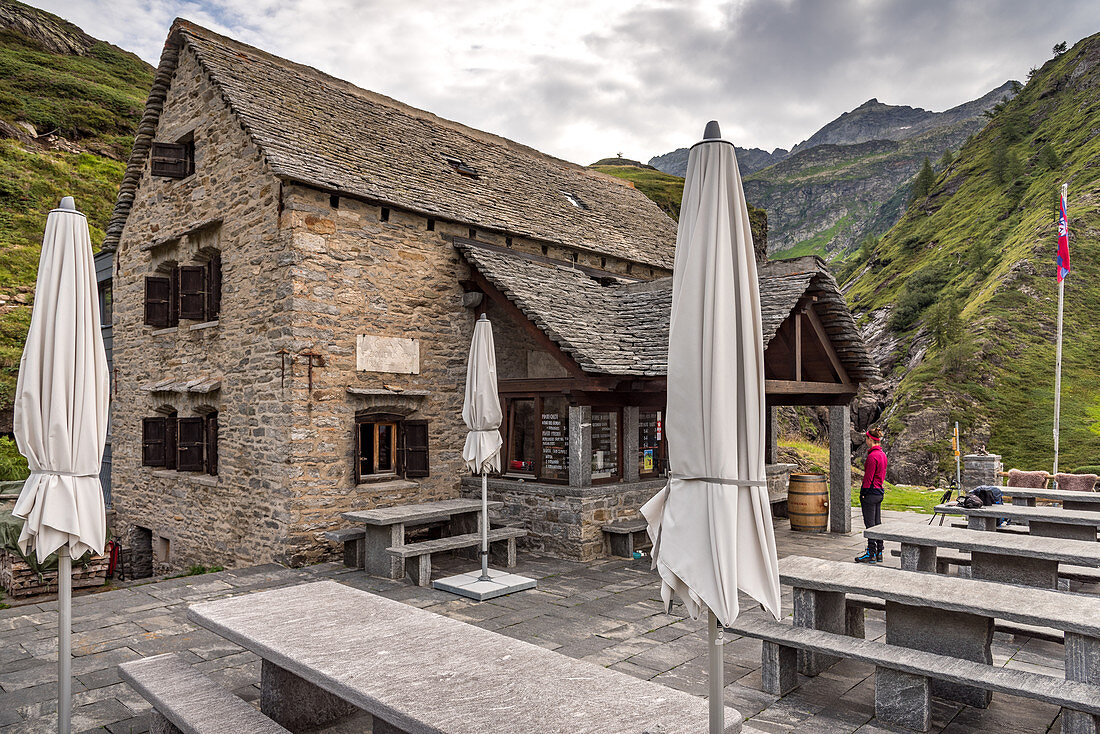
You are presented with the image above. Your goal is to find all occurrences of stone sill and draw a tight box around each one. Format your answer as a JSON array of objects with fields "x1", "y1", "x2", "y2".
[
  {"x1": 151, "y1": 326, "x2": 177, "y2": 336},
  {"x1": 152, "y1": 470, "x2": 219, "y2": 487},
  {"x1": 353, "y1": 478, "x2": 419, "y2": 492},
  {"x1": 462, "y1": 475, "x2": 667, "y2": 499},
  {"x1": 189, "y1": 320, "x2": 219, "y2": 331}
]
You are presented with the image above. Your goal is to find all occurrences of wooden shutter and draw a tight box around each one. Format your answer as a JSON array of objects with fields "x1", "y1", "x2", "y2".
[
  {"x1": 169, "y1": 267, "x2": 180, "y2": 326},
  {"x1": 206, "y1": 252, "x2": 221, "y2": 321},
  {"x1": 401, "y1": 420, "x2": 430, "y2": 478},
  {"x1": 142, "y1": 417, "x2": 167, "y2": 466},
  {"x1": 164, "y1": 415, "x2": 177, "y2": 470},
  {"x1": 178, "y1": 265, "x2": 207, "y2": 320},
  {"x1": 205, "y1": 412, "x2": 218, "y2": 476},
  {"x1": 144, "y1": 277, "x2": 171, "y2": 327},
  {"x1": 354, "y1": 420, "x2": 365, "y2": 484},
  {"x1": 176, "y1": 417, "x2": 205, "y2": 471},
  {"x1": 151, "y1": 142, "x2": 192, "y2": 179}
]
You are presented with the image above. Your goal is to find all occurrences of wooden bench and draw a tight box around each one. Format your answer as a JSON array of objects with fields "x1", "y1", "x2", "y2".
[
  {"x1": 119, "y1": 652, "x2": 291, "y2": 734},
  {"x1": 728, "y1": 614, "x2": 1100, "y2": 732},
  {"x1": 386, "y1": 526, "x2": 528, "y2": 586},
  {"x1": 323, "y1": 527, "x2": 366, "y2": 568},
  {"x1": 602, "y1": 518, "x2": 650, "y2": 557},
  {"x1": 188, "y1": 580, "x2": 746, "y2": 734},
  {"x1": 936, "y1": 503, "x2": 1100, "y2": 540},
  {"x1": 777, "y1": 554, "x2": 1100, "y2": 733}
]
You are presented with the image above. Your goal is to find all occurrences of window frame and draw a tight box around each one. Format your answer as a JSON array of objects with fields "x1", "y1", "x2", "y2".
[
  {"x1": 151, "y1": 139, "x2": 194, "y2": 179},
  {"x1": 354, "y1": 413, "x2": 430, "y2": 483},
  {"x1": 590, "y1": 407, "x2": 623, "y2": 485}
]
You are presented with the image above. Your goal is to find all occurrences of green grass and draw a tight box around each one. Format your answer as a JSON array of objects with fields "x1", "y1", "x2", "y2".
[
  {"x1": 851, "y1": 483, "x2": 946, "y2": 514},
  {"x1": 167, "y1": 565, "x2": 226, "y2": 579},
  {"x1": 842, "y1": 33, "x2": 1100, "y2": 478}
]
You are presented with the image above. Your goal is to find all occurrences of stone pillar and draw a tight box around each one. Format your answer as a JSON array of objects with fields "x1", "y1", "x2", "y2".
[
  {"x1": 765, "y1": 405, "x2": 779, "y2": 464},
  {"x1": 623, "y1": 406, "x2": 640, "y2": 482},
  {"x1": 568, "y1": 405, "x2": 592, "y2": 488},
  {"x1": 828, "y1": 405, "x2": 852, "y2": 534},
  {"x1": 962, "y1": 454, "x2": 1002, "y2": 493}
]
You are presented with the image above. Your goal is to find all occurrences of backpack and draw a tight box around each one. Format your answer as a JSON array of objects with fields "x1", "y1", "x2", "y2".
[{"x1": 960, "y1": 493, "x2": 984, "y2": 509}]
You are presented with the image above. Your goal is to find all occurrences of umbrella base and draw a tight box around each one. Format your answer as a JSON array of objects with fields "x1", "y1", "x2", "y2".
[{"x1": 433, "y1": 568, "x2": 536, "y2": 601}]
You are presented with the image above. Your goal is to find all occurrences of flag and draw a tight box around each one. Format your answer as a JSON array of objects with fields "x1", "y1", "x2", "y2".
[{"x1": 1057, "y1": 185, "x2": 1071, "y2": 282}]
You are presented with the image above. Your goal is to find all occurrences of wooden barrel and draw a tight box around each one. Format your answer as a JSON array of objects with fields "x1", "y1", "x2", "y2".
[{"x1": 788, "y1": 474, "x2": 829, "y2": 532}]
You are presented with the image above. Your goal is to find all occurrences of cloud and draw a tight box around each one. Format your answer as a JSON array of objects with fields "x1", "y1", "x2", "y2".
[{"x1": 27, "y1": 0, "x2": 1100, "y2": 164}]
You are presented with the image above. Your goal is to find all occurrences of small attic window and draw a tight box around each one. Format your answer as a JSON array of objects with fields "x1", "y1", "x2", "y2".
[
  {"x1": 561, "y1": 191, "x2": 587, "y2": 209},
  {"x1": 442, "y1": 155, "x2": 478, "y2": 178}
]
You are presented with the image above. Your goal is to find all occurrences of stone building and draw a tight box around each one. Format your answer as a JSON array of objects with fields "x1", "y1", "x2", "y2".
[{"x1": 105, "y1": 20, "x2": 876, "y2": 572}]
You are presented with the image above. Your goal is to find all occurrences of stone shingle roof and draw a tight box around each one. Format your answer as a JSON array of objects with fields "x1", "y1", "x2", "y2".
[
  {"x1": 104, "y1": 20, "x2": 678, "y2": 268},
  {"x1": 459, "y1": 244, "x2": 878, "y2": 382}
]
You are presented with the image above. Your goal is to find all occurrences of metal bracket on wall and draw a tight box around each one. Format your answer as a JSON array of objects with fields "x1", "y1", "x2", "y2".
[
  {"x1": 276, "y1": 349, "x2": 293, "y2": 388},
  {"x1": 299, "y1": 350, "x2": 325, "y2": 393}
]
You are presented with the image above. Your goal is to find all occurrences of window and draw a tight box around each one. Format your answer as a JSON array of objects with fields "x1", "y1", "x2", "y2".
[
  {"x1": 151, "y1": 138, "x2": 194, "y2": 179},
  {"x1": 355, "y1": 415, "x2": 429, "y2": 483},
  {"x1": 505, "y1": 399, "x2": 536, "y2": 474},
  {"x1": 539, "y1": 396, "x2": 569, "y2": 482},
  {"x1": 561, "y1": 191, "x2": 587, "y2": 209},
  {"x1": 638, "y1": 409, "x2": 665, "y2": 478},
  {"x1": 144, "y1": 255, "x2": 221, "y2": 326},
  {"x1": 98, "y1": 281, "x2": 112, "y2": 326},
  {"x1": 591, "y1": 409, "x2": 620, "y2": 482},
  {"x1": 142, "y1": 410, "x2": 217, "y2": 476},
  {"x1": 442, "y1": 155, "x2": 478, "y2": 177}
]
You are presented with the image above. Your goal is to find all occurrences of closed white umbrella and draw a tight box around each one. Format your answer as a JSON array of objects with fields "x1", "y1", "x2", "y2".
[
  {"x1": 13, "y1": 197, "x2": 109, "y2": 734},
  {"x1": 641, "y1": 122, "x2": 781, "y2": 733},
  {"x1": 462, "y1": 313, "x2": 503, "y2": 580}
]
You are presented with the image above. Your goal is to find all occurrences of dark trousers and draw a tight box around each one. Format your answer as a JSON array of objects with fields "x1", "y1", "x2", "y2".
[{"x1": 861, "y1": 492, "x2": 883, "y2": 553}]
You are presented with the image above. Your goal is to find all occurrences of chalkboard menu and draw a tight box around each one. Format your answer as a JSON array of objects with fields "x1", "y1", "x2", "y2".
[{"x1": 540, "y1": 398, "x2": 569, "y2": 481}]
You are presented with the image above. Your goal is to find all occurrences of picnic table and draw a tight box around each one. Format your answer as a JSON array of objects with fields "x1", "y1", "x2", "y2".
[
  {"x1": 864, "y1": 520, "x2": 1100, "y2": 588},
  {"x1": 185, "y1": 580, "x2": 745, "y2": 734},
  {"x1": 776, "y1": 555, "x2": 1100, "y2": 727},
  {"x1": 341, "y1": 499, "x2": 503, "y2": 579},
  {"x1": 1000, "y1": 486, "x2": 1100, "y2": 511},
  {"x1": 934, "y1": 502, "x2": 1100, "y2": 540}
]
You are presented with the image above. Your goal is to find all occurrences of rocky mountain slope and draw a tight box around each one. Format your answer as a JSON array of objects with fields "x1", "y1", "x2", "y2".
[
  {"x1": 0, "y1": 0, "x2": 153, "y2": 432},
  {"x1": 844, "y1": 36, "x2": 1100, "y2": 483},
  {"x1": 650, "y1": 83, "x2": 1016, "y2": 260},
  {"x1": 648, "y1": 144, "x2": 788, "y2": 178}
]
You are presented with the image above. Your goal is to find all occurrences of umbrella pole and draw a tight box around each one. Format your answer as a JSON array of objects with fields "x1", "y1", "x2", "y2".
[
  {"x1": 479, "y1": 471, "x2": 490, "y2": 581},
  {"x1": 709, "y1": 609, "x2": 723, "y2": 734},
  {"x1": 708, "y1": 611, "x2": 726, "y2": 730},
  {"x1": 58, "y1": 544, "x2": 71, "y2": 734}
]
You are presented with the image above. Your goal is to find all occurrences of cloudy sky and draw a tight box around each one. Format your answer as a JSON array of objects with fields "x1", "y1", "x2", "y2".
[{"x1": 33, "y1": 0, "x2": 1100, "y2": 165}]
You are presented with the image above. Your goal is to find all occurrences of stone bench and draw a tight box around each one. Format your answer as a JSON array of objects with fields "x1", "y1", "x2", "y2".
[
  {"x1": 936, "y1": 503, "x2": 1100, "y2": 540},
  {"x1": 386, "y1": 527, "x2": 527, "y2": 586},
  {"x1": 189, "y1": 580, "x2": 746, "y2": 733},
  {"x1": 323, "y1": 527, "x2": 366, "y2": 568},
  {"x1": 119, "y1": 652, "x2": 291, "y2": 734},
  {"x1": 601, "y1": 518, "x2": 650, "y2": 558},
  {"x1": 887, "y1": 548, "x2": 1100, "y2": 589},
  {"x1": 728, "y1": 614, "x2": 1100, "y2": 732}
]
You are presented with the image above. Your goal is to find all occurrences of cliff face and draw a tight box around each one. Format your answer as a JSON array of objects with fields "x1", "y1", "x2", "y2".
[{"x1": 843, "y1": 36, "x2": 1100, "y2": 484}]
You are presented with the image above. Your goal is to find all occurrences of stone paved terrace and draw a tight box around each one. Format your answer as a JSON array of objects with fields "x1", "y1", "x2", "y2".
[{"x1": 0, "y1": 510, "x2": 1079, "y2": 733}]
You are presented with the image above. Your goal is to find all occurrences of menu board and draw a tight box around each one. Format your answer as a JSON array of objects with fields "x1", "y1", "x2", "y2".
[
  {"x1": 639, "y1": 410, "x2": 663, "y2": 475},
  {"x1": 591, "y1": 410, "x2": 619, "y2": 479},
  {"x1": 541, "y1": 408, "x2": 569, "y2": 480}
]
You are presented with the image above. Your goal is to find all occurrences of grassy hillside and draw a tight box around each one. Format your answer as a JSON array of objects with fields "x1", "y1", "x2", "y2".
[
  {"x1": 844, "y1": 34, "x2": 1100, "y2": 481},
  {"x1": 590, "y1": 162, "x2": 769, "y2": 250},
  {"x1": 0, "y1": 0, "x2": 152, "y2": 422}
]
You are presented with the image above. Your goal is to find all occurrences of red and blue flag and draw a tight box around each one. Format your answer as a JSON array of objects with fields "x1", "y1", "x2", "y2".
[{"x1": 1057, "y1": 188, "x2": 1071, "y2": 282}]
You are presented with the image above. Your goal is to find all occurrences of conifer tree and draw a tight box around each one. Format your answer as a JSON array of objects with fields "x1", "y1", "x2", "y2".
[
  {"x1": 910, "y1": 157, "x2": 935, "y2": 202},
  {"x1": 940, "y1": 149, "x2": 954, "y2": 169},
  {"x1": 1039, "y1": 142, "x2": 1061, "y2": 171}
]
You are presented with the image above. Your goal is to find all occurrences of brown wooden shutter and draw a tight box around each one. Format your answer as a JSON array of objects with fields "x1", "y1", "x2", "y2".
[
  {"x1": 178, "y1": 265, "x2": 207, "y2": 320},
  {"x1": 165, "y1": 415, "x2": 177, "y2": 470},
  {"x1": 354, "y1": 420, "x2": 364, "y2": 484},
  {"x1": 205, "y1": 412, "x2": 218, "y2": 476},
  {"x1": 151, "y1": 142, "x2": 192, "y2": 179},
  {"x1": 169, "y1": 267, "x2": 180, "y2": 326},
  {"x1": 144, "y1": 277, "x2": 171, "y2": 327},
  {"x1": 401, "y1": 420, "x2": 430, "y2": 478},
  {"x1": 142, "y1": 417, "x2": 167, "y2": 466},
  {"x1": 177, "y1": 417, "x2": 205, "y2": 471},
  {"x1": 206, "y1": 252, "x2": 221, "y2": 321}
]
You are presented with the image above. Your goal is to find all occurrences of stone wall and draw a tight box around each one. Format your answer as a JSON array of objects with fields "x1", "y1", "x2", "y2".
[
  {"x1": 463, "y1": 476, "x2": 666, "y2": 561},
  {"x1": 111, "y1": 46, "x2": 291, "y2": 571}
]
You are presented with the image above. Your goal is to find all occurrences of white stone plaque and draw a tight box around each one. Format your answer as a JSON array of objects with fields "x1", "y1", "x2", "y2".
[{"x1": 356, "y1": 335, "x2": 420, "y2": 374}]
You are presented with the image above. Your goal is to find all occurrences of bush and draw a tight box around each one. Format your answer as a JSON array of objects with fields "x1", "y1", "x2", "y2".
[
  {"x1": 942, "y1": 338, "x2": 978, "y2": 377},
  {"x1": 927, "y1": 298, "x2": 962, "y2": 348},
  {"x1": 888, "y1": 262, "x2": 950, "y2": 332},
  {"x1": 1039, "y1": 143, "x2": 1061, "y2": 171},
  {"x1": 0, "y1": 437, "x2": 29, "y2": 481}
]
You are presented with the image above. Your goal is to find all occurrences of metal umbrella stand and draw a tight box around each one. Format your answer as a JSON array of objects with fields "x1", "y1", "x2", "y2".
[
  {"x1": 641, "y1": 122, "x2": 782, "y2": 734},
  {"x1": 12, "y1": 197, "x2": 110, "y2": 734},
  {"x1": 434, "y1": 314, "x2": 535, "y2": 600}
]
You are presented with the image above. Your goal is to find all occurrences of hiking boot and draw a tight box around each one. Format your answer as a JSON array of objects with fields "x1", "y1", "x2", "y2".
[
  {"x1": 875, "y1": 551, "x2": 883, "y2": 563},
  {"x1": 855, "y1": 550, "x2": 874, "y2": 563}
]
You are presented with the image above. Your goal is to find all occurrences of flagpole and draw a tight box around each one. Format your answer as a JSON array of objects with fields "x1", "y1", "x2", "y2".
[{"x1": 1053, "y1": 182, "x2": 1068, "y2": 478}]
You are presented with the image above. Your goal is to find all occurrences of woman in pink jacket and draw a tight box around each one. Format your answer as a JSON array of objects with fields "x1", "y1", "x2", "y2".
[{"x1": 856, "y1": 428, "x2": 887, "y2": 564}]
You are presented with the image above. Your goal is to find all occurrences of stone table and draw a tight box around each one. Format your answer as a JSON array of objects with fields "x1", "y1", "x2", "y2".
[{"x1": 934, "y1": 503, "x2": 1100, "y2": 541}]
